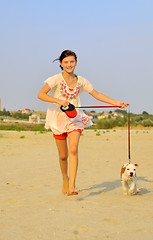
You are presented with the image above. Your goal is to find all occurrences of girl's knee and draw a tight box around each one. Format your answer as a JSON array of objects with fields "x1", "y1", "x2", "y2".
[
  {"x1": 59, "y1": 153, "x2": 68, "y2": 161},
  {"x1": 69, "y1": 146, "x2": 78, "y2": 156}
]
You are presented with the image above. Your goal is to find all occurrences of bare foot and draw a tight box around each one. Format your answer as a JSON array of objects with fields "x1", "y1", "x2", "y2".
[
  {"x1": 69, "y1": 186, "x2": 78, "y2": 196},
  {"x1": 62, "y1": 177, "x2": 69, "y2": 196},
  {"x1": 70, "y1": 191, "x2": 78, "y2": 195}
]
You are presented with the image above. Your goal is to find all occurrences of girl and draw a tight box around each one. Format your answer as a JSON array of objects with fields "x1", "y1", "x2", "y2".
[{"x1": 37, "y1": 50, "x2": 129, "y2": 196}]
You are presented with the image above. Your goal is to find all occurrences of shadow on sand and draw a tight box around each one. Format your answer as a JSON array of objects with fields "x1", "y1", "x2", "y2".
[
  {"x1": 77, "y1": 179, "x2": 121, "y2": 201},
  {"x1": 77, "y1": 176, "x2": 153, "y2": 201},
  {"x1": 137, "y1": 176, "x2": 153, "y2": 195}
]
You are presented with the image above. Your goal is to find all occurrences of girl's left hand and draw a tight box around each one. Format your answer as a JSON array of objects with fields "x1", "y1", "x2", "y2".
[{"x1": 117, "y1": 101, "x2": 129, "y2": 109}]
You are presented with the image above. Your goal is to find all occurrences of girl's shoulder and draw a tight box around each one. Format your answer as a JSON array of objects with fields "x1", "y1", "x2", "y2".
[
  {"x1": 77, "y1": 75, "x2": 92, "y2": 84},
  {"x1": 77, "y1": 75, "x2": 93, "y2": 93},
  {"x1": 44, "y1": 73, "x2": 62, "y2": 87},
  {"x1": 77, "y1": 75, "x2": 88, "y2": 83},
  {"x1": 46, "y1": 73, "x2": 62, "y2": 81}
]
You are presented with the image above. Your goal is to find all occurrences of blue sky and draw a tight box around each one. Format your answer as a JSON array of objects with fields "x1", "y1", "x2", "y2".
[{"x1": 0, "y1": 0, "x2": 153, "y2": 113}]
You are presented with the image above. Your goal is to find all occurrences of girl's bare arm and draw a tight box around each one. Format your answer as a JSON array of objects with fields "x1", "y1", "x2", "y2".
[
  {"x1": 37, "y1": 84, "x2": 69, "y2": 107},
  {"x1": 89, "y1": 89, "x2": 129, "y2": 109}
]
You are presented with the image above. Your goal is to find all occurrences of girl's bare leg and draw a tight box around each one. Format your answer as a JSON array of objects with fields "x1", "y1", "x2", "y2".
[
  {"x1": 68, "y1": 131, "x2": 81, "y2": 195},
  {"x1": 55, "y1": 139, "x2": 69, "y2": 195}
]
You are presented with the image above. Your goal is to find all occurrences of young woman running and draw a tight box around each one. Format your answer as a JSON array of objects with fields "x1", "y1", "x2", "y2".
[{"x1": 38, "y1": 50, "x2": 129, "y2": 196}]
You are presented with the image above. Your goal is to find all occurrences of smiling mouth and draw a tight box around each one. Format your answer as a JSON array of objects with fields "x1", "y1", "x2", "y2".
[{"x1": 66, "y1": 68, "x2": 73, "y2": 70}]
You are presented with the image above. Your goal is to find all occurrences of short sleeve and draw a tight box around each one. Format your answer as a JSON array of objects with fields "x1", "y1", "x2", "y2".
[
  {"x1": 44, "y1": 74, "x2": 59, "y2": 89},
  {"x1": 79, "y1": 76, "x2": 93, "y2": 93}
]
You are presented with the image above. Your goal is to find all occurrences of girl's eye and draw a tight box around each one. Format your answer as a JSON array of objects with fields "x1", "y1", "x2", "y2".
[
  {"x1": 134, "y1": 169, "x2": 136, "y2": 171},
  {"x1": 127, "y1": 168, "x2": 129, "y2": 170}
]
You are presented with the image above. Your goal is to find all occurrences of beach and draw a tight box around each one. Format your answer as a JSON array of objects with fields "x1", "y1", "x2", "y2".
[{"x1": 0, "y1": 129, "x2": 153, "y2": 240}]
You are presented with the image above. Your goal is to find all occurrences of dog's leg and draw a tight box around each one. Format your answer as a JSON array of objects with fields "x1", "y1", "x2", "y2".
[
  {"x1": 135, "y1": 179, "x2": 140, "y2": 193},
  {"x1": 122, "y1": 181, "x2": 129, "y2": 195},
  {"x1": 129, "y1": 181, "x2": 135, "y2": 195}
]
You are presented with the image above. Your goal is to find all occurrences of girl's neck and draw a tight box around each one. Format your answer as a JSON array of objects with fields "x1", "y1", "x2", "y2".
[
  {"x1": 61, "y1": 71, "x2": 78, "y2": 88},
  {"x1": 62, "y1": 71, "x2": 76, "y2": 80}
]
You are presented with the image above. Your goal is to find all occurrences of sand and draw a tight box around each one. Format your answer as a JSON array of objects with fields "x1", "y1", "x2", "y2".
[{"x1": 0, "y1": 129, "x2": 153, "y2": 240}]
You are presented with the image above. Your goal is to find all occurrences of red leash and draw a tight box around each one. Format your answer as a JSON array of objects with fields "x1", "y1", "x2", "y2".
[
  {"x1": 76, "y1": 104, "x2": 131, "y2": 162},
  {"x1": 76, "y1": 105, "x2": 119, "y2": 109},
  {"x1": 128, "y1": 106, "x2": 131, "y2": 162}
]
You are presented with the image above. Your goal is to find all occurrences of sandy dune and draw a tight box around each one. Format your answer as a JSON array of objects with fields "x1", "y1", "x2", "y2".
[{"x1": 0, "y1": 130, "x2": 153, "y2": 240}]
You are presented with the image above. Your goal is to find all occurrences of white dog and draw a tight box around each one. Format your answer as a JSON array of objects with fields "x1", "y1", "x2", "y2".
[{"x1": 120, "y1": 163, "x2": 140, "y2": 195}]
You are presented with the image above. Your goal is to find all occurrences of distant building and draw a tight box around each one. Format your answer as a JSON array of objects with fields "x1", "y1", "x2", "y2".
[
  {"x1": 22, "y1": 108, "x2": 31, "y2": 114},
  {"x1": 29, "y1": 114, "x2": 41, "y2": 123},
  {"x1": 86, "y1": 113, "x2": 93, "y2": 119},
  {"x1": 111, "y1": 112, "x2": 124, "y2": 119},
  {"x1": 98, "y1": 112, "x2": 110, "y2": 119},
  {"x1": 85, "y1": 111, "x2": 124, "y2": 120}
]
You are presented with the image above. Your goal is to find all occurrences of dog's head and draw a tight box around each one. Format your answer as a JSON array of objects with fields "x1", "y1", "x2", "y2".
[{"x1": 121, "y1": 163, "x2": 139, "y2": 178}]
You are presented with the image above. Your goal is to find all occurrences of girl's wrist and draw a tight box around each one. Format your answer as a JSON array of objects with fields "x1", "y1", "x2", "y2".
[
  {"x1": 113, "y1": 100, "x2": 119, "y2": 106},
  {"x1": 54, "y1": 98, "x2": 61, "y2": 105}
]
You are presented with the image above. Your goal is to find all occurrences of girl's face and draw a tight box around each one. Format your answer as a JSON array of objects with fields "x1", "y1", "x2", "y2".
[{"x1": 60, "y1": 56, "x2": 77, "y2": 73}]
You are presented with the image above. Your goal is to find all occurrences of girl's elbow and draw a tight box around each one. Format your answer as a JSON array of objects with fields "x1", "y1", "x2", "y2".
[
  {"x1": 91, "y1": 92, "x2": 100, "y2": 100},
  {"x1": 90, "y1": 89, "x2": 99, "y2": 99},
  {"x1": 37, "y1": 92, "x2": 42, "y2": 100}
]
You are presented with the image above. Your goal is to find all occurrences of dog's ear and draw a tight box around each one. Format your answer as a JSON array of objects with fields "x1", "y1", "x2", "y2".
[
  {"x1": 134, "y1": 164, "x2": 139, "y2": 167},
  {"x1": 120, "y1": 166, "x2": 126, "y2": 178}
]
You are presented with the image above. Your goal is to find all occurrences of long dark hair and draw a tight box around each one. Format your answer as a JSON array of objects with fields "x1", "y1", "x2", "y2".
[{"x1": 53, "y1": 50, "x2": 77, "y2": 70}]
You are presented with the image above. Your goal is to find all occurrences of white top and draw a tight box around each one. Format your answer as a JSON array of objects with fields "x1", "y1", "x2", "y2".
[{"x1": 44, "y1": 73, "x2": 94, "y2": 135}]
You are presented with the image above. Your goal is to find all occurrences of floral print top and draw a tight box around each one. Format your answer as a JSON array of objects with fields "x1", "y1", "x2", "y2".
[
  {"x1": 60, "y1": 80, "x2": 81, "y2": 100},
  {"x1": 44, "y1": 73, "x2": 93, "y2": 134}
]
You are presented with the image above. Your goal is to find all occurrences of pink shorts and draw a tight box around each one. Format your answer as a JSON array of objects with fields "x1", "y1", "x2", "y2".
[{"x1": 53, "y1": 129, "x2": 82, "y2": 140}]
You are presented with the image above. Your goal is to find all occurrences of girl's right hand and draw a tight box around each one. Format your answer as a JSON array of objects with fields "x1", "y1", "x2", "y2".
[
  {"x1": 116, "y1": 101, "x2": 129, "y2": 109},
  {"x1": 57, "y1": 99, "x2": 69, "y2": 108}
]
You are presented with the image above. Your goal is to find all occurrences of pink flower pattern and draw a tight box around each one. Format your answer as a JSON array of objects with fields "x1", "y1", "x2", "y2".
[
  {"x1": 82, "y1": 116, "x2": 89, "y2": 125},
  {"x1": 60, "y1": 80, "x2": 81, "y2": 100}
]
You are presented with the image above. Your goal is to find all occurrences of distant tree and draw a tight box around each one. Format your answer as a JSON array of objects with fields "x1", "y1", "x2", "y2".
[
  {"x1": 11, "y1": 111, "x2": 30, "y2": 119},
  {"x1": 141, "y1": 119, "x2": 153, "y2": 127},
  {"x1": 142, "y1": 111, "x2": 149, "y2": 115},
  {"x1": 0, "y1": 108, "x2": 11, "y2": 116},
  {"x1": 114, "y1": 109, "x2": 127, "y2": 115}
]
